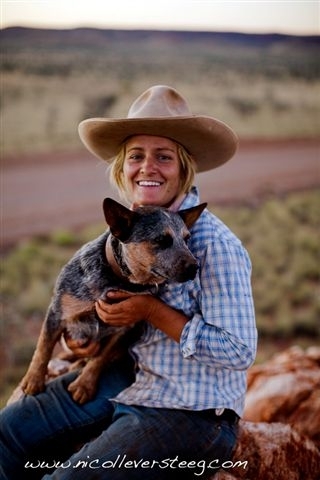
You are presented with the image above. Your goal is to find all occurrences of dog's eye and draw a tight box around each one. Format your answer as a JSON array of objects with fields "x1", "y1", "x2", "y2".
[{"x1": 154, "y1": 234, "x2": 173, "y2": 250}]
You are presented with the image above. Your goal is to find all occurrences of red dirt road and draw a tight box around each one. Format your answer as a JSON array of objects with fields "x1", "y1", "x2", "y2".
[{"x1": 1, "y1": 139, "x2": 319, "y2": 250}]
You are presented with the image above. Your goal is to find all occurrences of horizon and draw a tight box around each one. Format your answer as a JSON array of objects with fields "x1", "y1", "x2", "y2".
[
  {"x1": 1, "y1": 0, "x2": 319, "y2": 36},
  {"x1": 2, "y1": 24, "x2": 319, "y2": 38}
]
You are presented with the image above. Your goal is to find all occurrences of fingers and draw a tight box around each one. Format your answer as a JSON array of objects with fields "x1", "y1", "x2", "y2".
[
  {"x1": 103, "y1": 290, "x2": 136, "y2": 303},
  {"x1": 95, "y1": 299, "x2": 112, "y2": 322},
  {"x1": 96, "y1": 293, "x2": 155, "y2": 327},
  {"x1": 95, "y1": 298, "x2": 135, "y2": 327}
]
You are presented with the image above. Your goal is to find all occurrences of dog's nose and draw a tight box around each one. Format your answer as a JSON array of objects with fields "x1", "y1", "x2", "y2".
[
  {"x1": 176, "y1": 261, "x2": 198, "y2": 282},
  {"x1": 184, "y1": 262, "x2": 198, "y2": 280}
]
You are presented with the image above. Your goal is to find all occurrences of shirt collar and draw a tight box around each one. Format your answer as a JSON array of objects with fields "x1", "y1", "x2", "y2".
[{"x1": 178, "y1": 186, "x2": 200, "y2": 210}]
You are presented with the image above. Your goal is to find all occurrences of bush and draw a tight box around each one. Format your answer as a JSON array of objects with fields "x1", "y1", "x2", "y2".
[{"x1": 212, "y1": 189, "x2": 319, "y2": 339}]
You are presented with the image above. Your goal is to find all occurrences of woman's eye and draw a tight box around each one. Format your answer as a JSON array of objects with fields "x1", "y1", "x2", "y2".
[
  {"x1": 128, "y1": 154, "x2": 142, "y2": 161},
  {"x1": 157, "y1": 155, "x2": 171, "y2": 161}
]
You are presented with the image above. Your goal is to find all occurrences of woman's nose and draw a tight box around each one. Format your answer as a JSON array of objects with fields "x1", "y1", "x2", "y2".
[{"x1": 140, "y1": 157, "x2": 156, "y2": 174}]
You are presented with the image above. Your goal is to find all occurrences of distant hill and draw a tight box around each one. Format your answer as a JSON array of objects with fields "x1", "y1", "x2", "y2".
[{"x1": 1, "y1": 26, "x2": 319, "y2": 49}]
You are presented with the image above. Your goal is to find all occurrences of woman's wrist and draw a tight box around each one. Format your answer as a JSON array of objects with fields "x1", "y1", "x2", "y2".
[{"x1": 145, "y1": 296, "x2": 189, "y2": 343}]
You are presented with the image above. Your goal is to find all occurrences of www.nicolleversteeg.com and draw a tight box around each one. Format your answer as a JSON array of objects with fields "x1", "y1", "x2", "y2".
[{"x1": 25, "y1": 454, "x2": 248, "y2": 476}]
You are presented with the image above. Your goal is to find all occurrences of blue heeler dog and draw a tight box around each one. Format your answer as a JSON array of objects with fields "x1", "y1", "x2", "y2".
[{"x1": 18, "y1": 198, "x2": 206, "y2": 404}]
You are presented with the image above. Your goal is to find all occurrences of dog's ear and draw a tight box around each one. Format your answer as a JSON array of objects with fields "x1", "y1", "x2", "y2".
[
  {"x1": 178, "y1": 203, "x2": 207, "y2": 229},
  {"x1": 103, "y1": 198, "x2": 138, "y2": 241}
]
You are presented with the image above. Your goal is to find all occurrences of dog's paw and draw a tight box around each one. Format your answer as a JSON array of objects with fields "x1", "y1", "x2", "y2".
[
  {"x1": 20, "y1": 375, "x2": 45, "y2": 396},
  {"x1": 68, "y1": 378, "x2": 96, "y2": 404}
]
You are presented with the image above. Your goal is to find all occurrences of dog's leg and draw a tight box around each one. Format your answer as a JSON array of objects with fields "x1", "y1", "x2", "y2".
[
  {"x1": 20, "y1": 308, "x2": 63, "y2": 396},
  {"x1": 67, "y1": 330, "x2": 128, "y2": 404}
]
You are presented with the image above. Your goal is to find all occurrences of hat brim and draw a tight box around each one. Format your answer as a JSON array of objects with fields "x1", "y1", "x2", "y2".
[{"x1": 78, "y1": 115, "x2": 238, "y2": 173}]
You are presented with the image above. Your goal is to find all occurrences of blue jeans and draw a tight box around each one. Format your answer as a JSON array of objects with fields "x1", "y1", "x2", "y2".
[{"x1": 0, "y1": 358, "x2": 238, "y2": 480}]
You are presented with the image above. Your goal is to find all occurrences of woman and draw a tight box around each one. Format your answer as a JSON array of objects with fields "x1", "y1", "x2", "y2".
[{"x1": 0, "y1": 85, "x2": 257, "y2": 479}]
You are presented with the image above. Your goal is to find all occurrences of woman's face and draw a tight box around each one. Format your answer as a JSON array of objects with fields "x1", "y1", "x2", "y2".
[{"x1": 122, "y1": 135, "x2": 182, "y2": 207}]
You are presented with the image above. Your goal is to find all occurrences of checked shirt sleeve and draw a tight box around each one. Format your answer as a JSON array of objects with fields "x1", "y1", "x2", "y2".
[{"x1": 180, "y1": 215, "x2": 257, "y2": 370}]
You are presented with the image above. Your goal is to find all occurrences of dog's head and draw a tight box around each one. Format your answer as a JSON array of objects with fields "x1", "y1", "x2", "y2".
[{"x1": 103, "y1": 198, "x2": 207, "y2": 285}]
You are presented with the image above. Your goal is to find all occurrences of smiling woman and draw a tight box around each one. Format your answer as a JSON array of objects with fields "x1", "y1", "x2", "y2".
[{"x1": 0, "y1": 84, "x2": 256, "y2": 480}]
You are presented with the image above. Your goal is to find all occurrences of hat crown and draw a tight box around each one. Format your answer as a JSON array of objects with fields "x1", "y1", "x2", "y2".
[
  {"x1": 78, "y1": 84, "x2": 238, "y2": 172},
  {"x1": 127, "y1": 85, "x2": 192, "y2": 119}
]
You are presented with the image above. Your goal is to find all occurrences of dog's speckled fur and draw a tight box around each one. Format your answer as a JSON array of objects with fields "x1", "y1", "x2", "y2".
[{"x1": 19, "y1": 198, "x2": 206, "y2": 404}]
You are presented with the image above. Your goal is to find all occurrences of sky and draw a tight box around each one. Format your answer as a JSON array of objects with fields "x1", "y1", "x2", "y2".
[{"x1": 1, "y1": 0, "x2": 319, "y2": 35}]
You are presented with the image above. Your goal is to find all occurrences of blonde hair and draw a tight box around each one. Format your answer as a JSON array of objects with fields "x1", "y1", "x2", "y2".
[{"x1": 109, "y1": 139, "x2": 197, "y2": 202}]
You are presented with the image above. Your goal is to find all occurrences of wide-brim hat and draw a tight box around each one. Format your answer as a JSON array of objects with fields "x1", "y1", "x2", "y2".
[{"x1": 78, "y1": 85, "x2": 238, "y2": 173}]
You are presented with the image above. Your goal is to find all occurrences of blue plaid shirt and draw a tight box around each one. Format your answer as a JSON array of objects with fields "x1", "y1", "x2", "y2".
[{"x1": 114, "y1": 187, "x2": 257, "y2": 416}]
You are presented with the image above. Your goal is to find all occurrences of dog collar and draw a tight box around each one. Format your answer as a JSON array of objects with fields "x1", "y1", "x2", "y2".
[
  {"x1": 105, "y1": 234, "x2": 160, "y2": 295},
  {"x1": 105, "y1": 234, "x2": 131, "y2": 283}
]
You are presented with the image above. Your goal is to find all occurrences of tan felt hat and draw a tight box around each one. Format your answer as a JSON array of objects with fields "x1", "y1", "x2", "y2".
[{"x1": 78, "y1": 85, "x2": 238, "y2": 173}]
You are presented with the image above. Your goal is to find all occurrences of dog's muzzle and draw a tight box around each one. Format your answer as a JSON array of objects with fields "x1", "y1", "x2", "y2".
[{"x1": 176, "y1": 262, "x2": 198, "y2": 282}]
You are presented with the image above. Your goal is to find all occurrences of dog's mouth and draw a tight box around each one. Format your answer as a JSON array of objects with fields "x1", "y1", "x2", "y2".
[
  {"x1": 150, "y1": 268, "x2": 169, "y2": 282},
  {"x1": 151, "y1": 263, "x2": 198, "y2": 284}
]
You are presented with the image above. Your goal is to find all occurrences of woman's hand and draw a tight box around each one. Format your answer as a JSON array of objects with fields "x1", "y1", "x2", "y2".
[
  {"x1": 95, "y1": 291, "x2": 155, "y2": 327},
  {"x1": 96, "y1": 289, "x2": 189, "y2": 343}
]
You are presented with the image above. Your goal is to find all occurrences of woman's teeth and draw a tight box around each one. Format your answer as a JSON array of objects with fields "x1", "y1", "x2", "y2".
[{"x1": 137, "y1": 181, "x2": 162, "y2": 186}]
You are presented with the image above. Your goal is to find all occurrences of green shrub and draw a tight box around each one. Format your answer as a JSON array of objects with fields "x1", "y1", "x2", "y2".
[
  {"x1": 212, "y1": 189, "x2": 320, "y2": 339},
  {"x1": 50, "y1": 229, "x2": 78, "y2": 246}
]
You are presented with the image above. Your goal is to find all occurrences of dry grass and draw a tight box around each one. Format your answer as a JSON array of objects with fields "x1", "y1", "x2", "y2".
[
  {"x1": 2, "y1": 29, "x2": 320, "y2": 155},
  {"x1": 3, "y1": 71, "x2": 319, "y2": 155}
]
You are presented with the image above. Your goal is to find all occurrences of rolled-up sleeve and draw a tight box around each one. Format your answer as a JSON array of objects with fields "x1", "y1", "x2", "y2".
[{"x1": 180, "y1": 236, "x2": 257, "y2": 370}]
